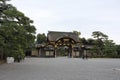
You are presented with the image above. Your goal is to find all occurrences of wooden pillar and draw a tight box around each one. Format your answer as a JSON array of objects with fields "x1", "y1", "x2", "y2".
[
  {"x1": 71, "y1": 45, "x2": 74, "y2": 58},
  {"x1": 38, "y1": 48, "x2": 41, "y2": 57},
  {"x1": 54, "y1": 44, "x2": 57, "y2": 58},
  {"x1": 68, "y1": 44, "x2": 72, "y2": 58},
  {"x1": 71, "y1": 44, "x2": 75, "y2": 58},
  {"x1": 84, "y1": 50, "x2": 87, "y2": 56},
  {"x1": 37, "y1": 48, "x2": 40, "y2": 57},
  {"x1": 54, "y1": 49, "x2": 56, "y2": 57}
]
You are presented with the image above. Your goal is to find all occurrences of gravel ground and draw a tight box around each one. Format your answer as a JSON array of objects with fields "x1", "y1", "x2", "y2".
[{"x1": 0, "y1": 57, "x2": 120, "y2": 80}]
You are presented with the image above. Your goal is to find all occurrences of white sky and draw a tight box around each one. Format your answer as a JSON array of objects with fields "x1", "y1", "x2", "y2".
[{"x1": 9, "y1": 0, "x2": 120, "y2": 44}]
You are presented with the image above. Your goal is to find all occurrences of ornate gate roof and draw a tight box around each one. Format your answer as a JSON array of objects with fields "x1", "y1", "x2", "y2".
[{"x1": 47, "y1": 31, "x2": 80, "y2": 43}]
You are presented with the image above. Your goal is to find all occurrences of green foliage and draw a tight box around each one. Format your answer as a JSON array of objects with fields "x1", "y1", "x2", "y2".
[
  {"x1": 90, "y1": 31, "x2": 120, "y2": 58},
  {"x1": 92, "y1": 31, "x2": 108, "y2": 56},
  {"x1": 6, "y1": 45, "x2": 25, "y2": 61},
  {"x1": 92, "y1": 31, "x2": 108, "y2": 40},
  {"x1": 57, "y1": 46, "x2": 66, "y2": 56},
  {"x1": 87, "y1": 38, "x2": 95, "y2": 45},
  {"x1": 103, "y1": 40, "x2": 117, "y2": 57},
  {"x1": 73, "y1": 31, "x2": 81, "y2": 37},
  {"x1": 116, "y1": 45, "x2": 120, "y2": 55},
  {"x1": 36, "y1": 33, "x2": 46, "y2": 44},
  {"x1": 80, "y1": 38, "x2": 95, "y2": 45},
  {"x1": 80, "y1": 38, "x2": 87, "y2": 45},
  {"x1": 0, "y1": 0, "x2": 36, "y2": 60}
]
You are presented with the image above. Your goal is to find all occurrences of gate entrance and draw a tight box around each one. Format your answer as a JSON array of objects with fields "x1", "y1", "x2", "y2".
[
  {"x1": 45, "y1": 31, "x2": 81, "y2": 57},
  {"x1": 55, "y1": 37, "x2": 75, "y2": 57}
]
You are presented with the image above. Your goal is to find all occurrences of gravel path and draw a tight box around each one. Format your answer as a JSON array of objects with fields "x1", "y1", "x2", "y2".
[{"x1": 0, "y1": 57, "x2": 120, "y2": 80}]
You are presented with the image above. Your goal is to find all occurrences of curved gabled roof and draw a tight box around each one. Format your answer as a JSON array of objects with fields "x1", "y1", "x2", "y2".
[{"x1": 47, "y1": 31, "x2": 80, "y2": 43}]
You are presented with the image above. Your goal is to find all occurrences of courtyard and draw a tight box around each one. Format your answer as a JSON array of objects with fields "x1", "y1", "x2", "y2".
[{"x1": 0, "y1": 57, "x2": 120, "y2": 80}]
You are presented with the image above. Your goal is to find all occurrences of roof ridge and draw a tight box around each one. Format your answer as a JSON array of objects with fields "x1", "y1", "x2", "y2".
[{"x1": 48, "y1": 31, "x2": 73, "y2": 33}]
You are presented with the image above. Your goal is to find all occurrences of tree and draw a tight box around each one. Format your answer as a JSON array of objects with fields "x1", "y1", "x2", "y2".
[
  {"x1": 36, "y1": 33, "x2": 46, "y2": 44},
  {"x1": 116, "y1": 45, "x2": 120, "y2": 56},
  {"x1": 92, "y1": 31, "x2": 108, "y2": 56},
  {"x1": 73, "y1": 31, "x2": 81, "y2": 37},
  {"x1": 91, "y1": 31, "x2": 118, "y2": 58},
  {"x1": 92, "y1": 31, "x2": 108, "y2": 40},
  {"x1": 87, "y1": 38, "x2": 95, "y2": 45},
  {"x1": 0, "y1": 0, "x2": 36, "y2": 60},
  {"x1": 103, "y1": 40, "x2": 117, "y2": 57},
  {"x1": 80, "y1": 38, "x2": 87, "y2": 45}
]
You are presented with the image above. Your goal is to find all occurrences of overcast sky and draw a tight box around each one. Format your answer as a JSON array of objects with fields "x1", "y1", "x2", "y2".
[{"x1": 9, "y1": 0, "x2": 120, "y2": 44}]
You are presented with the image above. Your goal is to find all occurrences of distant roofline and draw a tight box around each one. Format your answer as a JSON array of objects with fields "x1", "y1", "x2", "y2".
[{"x1": 48, "y1": 31, "x2": 74, "y2": 34}]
